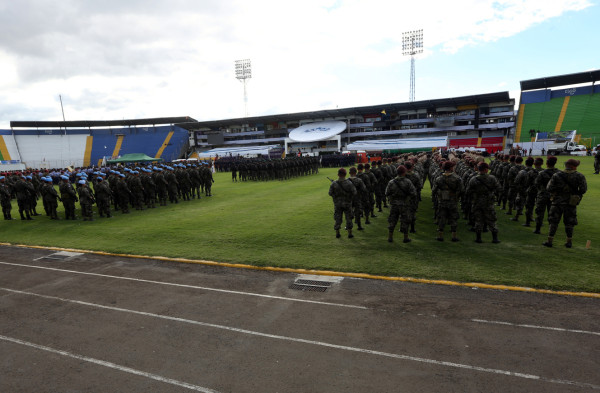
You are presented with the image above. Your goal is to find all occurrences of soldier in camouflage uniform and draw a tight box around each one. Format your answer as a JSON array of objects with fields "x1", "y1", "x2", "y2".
[
  {"x1": 433, "y1": 161, "x2": 463, "y2": 242},
  {"x1": 543, "y1": 159, "x2": 587, "y2": 248},
  {"x1": 95, "y1": 176, "x2": 113, "y2": 218},
  {"x1": 0, "y1": 176, "x2": 13, "y2": 220},
  {"x1": 329, "y1": 168, "x2": 357, "y2": 238},
  {"x1": 404, "y1": 161, "x2": 423, "y2": 234},
  {"x1": 348, "y1": 167, "x2": 368, "y2": 231},
  {"x1": 594, "y1": 148, "x2": 600, "y2": 174},
  {"x1": 77, "y1": 180, "x2": 95, "y2": 221},
  {"x1": 356, "y1": 164, "x2": 373, "y2": 224},
  {"x1": 533, "y1": 156, "x2": 559, "y2": 234},
  {"x1": 14, "y1": 176, "x2": 34, "y2": 220},
  {"x1": 364, "y1": 163, "x2": 378, "y2": 218},
  {"x1": 467, "y1": 162, "x2": 501, "y2": 244},
  {"x1": 59, "y1": 175, "x2": 78, "y2": 220},
  {"x1": 505, "y1": 155, "x2": 523, "y2": 215},
  {"x1": 385, "y1": 165, "x2": 417, "y2": 243},
  {"x1": 40, "y1": 177, "x2": 60, "y2": 219},
  {"x1": 511, "y1": 157, "x2": 534, "y2": 223}
]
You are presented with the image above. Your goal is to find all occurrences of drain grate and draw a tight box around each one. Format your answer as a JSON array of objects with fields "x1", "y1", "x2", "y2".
[
  {"x1": 289, "y1": 282, "x2": 330, "y2": 292},
  {"x1": 36, "y1": 251, "x2": 84, "y2": 261},
  {"x1": 289, "y1": 275, "x2": 342, "y2": 292}
]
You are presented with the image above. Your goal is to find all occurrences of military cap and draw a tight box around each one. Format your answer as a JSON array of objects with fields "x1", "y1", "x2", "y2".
[
  {"x1": 534, "y1": 157, "x2": 544, "y2": 165},
  {"x1": 337, "y1": 168, "x2": 347, "y2": 176},
  {"x1": 442, "y1": 161, "x2": 454, "y2": 171},
  {"x1": 396, "y1": 165, "x2": 407, "y2": 176},
  {"x1": 546, "y1": 156, "x2": 558, "y2": 166}
]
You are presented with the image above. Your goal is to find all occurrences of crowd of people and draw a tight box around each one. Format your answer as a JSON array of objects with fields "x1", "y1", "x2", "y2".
[
  {"x1": 214, "y1": 156, "x2": 319, "y2": 181},
  {"x1": 328, "y1": 151, "x2": 588, "y2": 248},
  {"x1": 0, "y1": 162, "x2": 215, "y2": 221}
]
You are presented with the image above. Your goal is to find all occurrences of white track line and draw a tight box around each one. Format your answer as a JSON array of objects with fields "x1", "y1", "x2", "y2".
[
  {"x1": 2, "y1": 286, "x2": 599, "y2": 390},
  {"x1": 0, "y1": 261, "x2": 366, "y2": 310},
  {"x1": 0, "y1": 334, "x2": 219, "y2": 393},
  {"x1": 472, "y1": 319, "x2": 600, "y2": 336}
]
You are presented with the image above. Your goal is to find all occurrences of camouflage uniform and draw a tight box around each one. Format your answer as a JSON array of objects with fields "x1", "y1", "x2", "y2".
[
  {"x1": 0, "y1": 180, "x2": 13, "y2": 220},
  {"x1": 77, "y1": 184, "x2": 95, "y2": 221},
  {"x1": 533, "y1": 167, "x2": 559, "y2": 233},
  {"x1": 328, "y1": 177, "x2": 357, "y2": 237},
  {"x1": 385, "y1": 175, "x2": 417, "y2": 242},
  {"x1": 545, "y1": 169, "x2": 587, "y2": 247},
  {"x1": 348, "y1": 174, "x2": 367, "y2": 230},
  {"x1": 467, "y1": 172, "x2": 502, "y2": 243},
  {"x1": 433, "y1": 171, "x2": 463, "y2": 240},
  {"x1": 59, "y1": 180, "x2": 78, "y2": 220},
  {"x1": 95, "y1": 179, "x2": 113, "y2": 217}
]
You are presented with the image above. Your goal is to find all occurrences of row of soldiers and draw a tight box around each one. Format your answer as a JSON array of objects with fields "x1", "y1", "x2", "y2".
[
  {"x1": 230, "y1": 157, "x2": 319, "y2": 181},
  {"x1": 0, "y1": 163, "x2": 215, "y2": 221},
  {"x1": 329, "y1": 151, "x2": 587, "y2": 247},
  {"x1": 329, "y1": 157, "x2": 427, "y2": 241}
]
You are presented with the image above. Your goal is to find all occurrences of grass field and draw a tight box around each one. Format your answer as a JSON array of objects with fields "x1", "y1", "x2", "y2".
[{"x1": 1, "y1": 156, "x2": 598, "y2": 292}]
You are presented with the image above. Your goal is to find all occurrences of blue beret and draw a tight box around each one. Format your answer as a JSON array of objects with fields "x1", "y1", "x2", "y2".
[
  {"x1": 61, "y1": 175, "x2": 69, "y2": 180},
  {"x1": 78, "y1": 180, "x2": 86, "y2": 185}
]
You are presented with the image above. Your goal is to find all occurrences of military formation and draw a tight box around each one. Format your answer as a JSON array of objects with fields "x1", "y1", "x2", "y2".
[
  {"x1": 0, "y1": 162, "x2": 215, "y2": 222},
  {"x1": 329, "y1": 151, "x2": 588, "y2": 248},
  {"x1": 214, "y1": 156, "x2": 319, "y2": 181}
]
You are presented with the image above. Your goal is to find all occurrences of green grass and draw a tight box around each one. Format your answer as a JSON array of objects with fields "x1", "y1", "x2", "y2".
[{"x1": 1, "y1": 156, "x2": 599, "y2": 292}]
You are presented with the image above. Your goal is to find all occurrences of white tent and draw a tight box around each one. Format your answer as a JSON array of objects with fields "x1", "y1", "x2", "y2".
[
  {"x1": 346, "y1": 137, "x2": 448, "y2": 151},
  {"x1": 197, "y1": 145, "x2": 281, "y2": 158}
]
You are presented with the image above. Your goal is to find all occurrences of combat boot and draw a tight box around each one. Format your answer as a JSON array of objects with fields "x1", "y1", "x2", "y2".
[
  {"x1": 436, "y1": 231, "x2": 444, "y2": 242},
  {"x1": 510, "y1": 213, "x2": 519, "y2": 222},
  {"x1": 533, "y1": 223, "x2": 542, "y2": 234},
  {"x1": 565, "y1": 237, "x2": 573, "y2": 248},
  {"x1": 365, "y1": 216, "x2": 370, "y2": 225},
  {"x1": 410, "y1": 220, "x2": 416, "y2": 234},
  {"x1": 335, "y1": 229, "x2": 341, "y2": 239},
  {"x1": 505, "y1": 207, "x2": 512, "y2": 215},
  {"x1": 356, "y1": 218, "x2": 363, "y2": 231},
  {"x1": 451, "y1": 232, "x2": 459, "y2": 242},
  {"x1": 388, "y1": 230, "x2": 394, "y2": 243},
  {"x1": 348, "y1": 228, "x2": 354, "y2": 239},
  {"x1": 403, "y1": 231, "x2": 411, "y2": 243},
  {"x1": 522, "y1": 216, "x2": 531, "y2": 227},
  {"x1": 492, "y1": 231, "x2": 500, "y2": 244},
  {"x1": 542, "y1": 236, "x2": 554, "y2": 247},
  {"x1": 475, "y1": 230, "x2": 482, "y2": 243}
]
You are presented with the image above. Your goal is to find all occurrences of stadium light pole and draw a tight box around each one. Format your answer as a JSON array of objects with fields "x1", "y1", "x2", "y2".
[
  {"x1": 235, "y1": 59, "x2": 252, "y2": 117},
  {"x1": 402, "y1": 29, "x2": 423, "y2": 102}
]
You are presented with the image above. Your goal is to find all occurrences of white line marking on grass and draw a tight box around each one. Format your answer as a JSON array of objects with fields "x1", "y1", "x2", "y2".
[
  {"x1": 2, "y1": 286, "x2": 599, "y2": 390},
  {"x1": 0, "y1": 261, "x2": 366, "y2": 310},
  {"x1": 0, "y1": 334, "x2": 220, "y2": 393},
  {"x1": 472, "y1": 319, "x2": 600, "y2": 336}
]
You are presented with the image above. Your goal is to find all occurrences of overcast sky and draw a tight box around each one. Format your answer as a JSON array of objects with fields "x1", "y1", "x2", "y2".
[{"x1": 0, "y1": 0, "x2": 598, "y2": 128}]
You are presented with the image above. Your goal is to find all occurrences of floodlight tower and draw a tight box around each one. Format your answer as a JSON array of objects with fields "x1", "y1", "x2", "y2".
[
  {"x1": 402, "y1": 29, "x2": 423, "y2": 102},
  {"x1": 235, "y1": 59, "x2": 252, "y2": 117}
]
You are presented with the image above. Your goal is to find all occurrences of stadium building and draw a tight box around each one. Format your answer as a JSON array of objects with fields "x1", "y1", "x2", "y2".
[{"x1": 180, "y1": 92, "x2": 515, "y2": 157}]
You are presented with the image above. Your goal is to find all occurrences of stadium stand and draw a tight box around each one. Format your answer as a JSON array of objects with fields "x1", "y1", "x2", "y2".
[
  {"x1": 4, "y1": 119, "x2": 191, "y2": 169},
  {"x1": 515, "y1": 70, "x2": 600, "y2": 146}
]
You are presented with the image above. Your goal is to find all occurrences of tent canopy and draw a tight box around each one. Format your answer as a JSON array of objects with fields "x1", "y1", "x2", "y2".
[
  {"x1": 107, "y1": 153, "x2": 163, "y2": 164},
  {"x1": 198, "y1": 145, "x2": 281, "y2": 158},
  {"x1": 346, "y1": 137, "x2": 448, "y2": 152}
]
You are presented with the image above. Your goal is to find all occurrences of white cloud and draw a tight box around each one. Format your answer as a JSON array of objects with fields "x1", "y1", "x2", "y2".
[{"x1": 0, "y1": 0, "x2": 593, "y2": 127}]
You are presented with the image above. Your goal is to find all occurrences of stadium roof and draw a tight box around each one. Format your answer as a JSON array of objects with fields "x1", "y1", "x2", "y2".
[
  {"x1": 10, "y1": 116, "x2": 197, "y2": 129},
  {"x1": 520, "y1": 70, "x2": 600, "y2": 91},
  {"x1": 177, "y1": 92, "x2": 511, "y2": 131}
]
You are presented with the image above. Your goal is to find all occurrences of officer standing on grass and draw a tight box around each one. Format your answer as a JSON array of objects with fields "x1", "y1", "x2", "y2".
[
  {"x1": 466, "y1": 162, "x2": 501, "y2": 244},
  {"x1": 543, "y1": 158, "x2": 587, "y2": 248},
  {"x1": 0, "y1": 176, "x2": 14, "y2": 220},
  {"x1": 385, "y1": 165, "x2": 417, "y2": 244},
  {"x1": 59, "y1": 175, "x2": 78, "y2": 220},
  {"x1": 533, "y1": 156, "x2": 559, "y2": 234},
  {"x1": 433, "y1": 161, "x2": 463, "y2": 242},
  {"x1": 328, "y1": 168, "x2": 357, "y2": 239}
]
